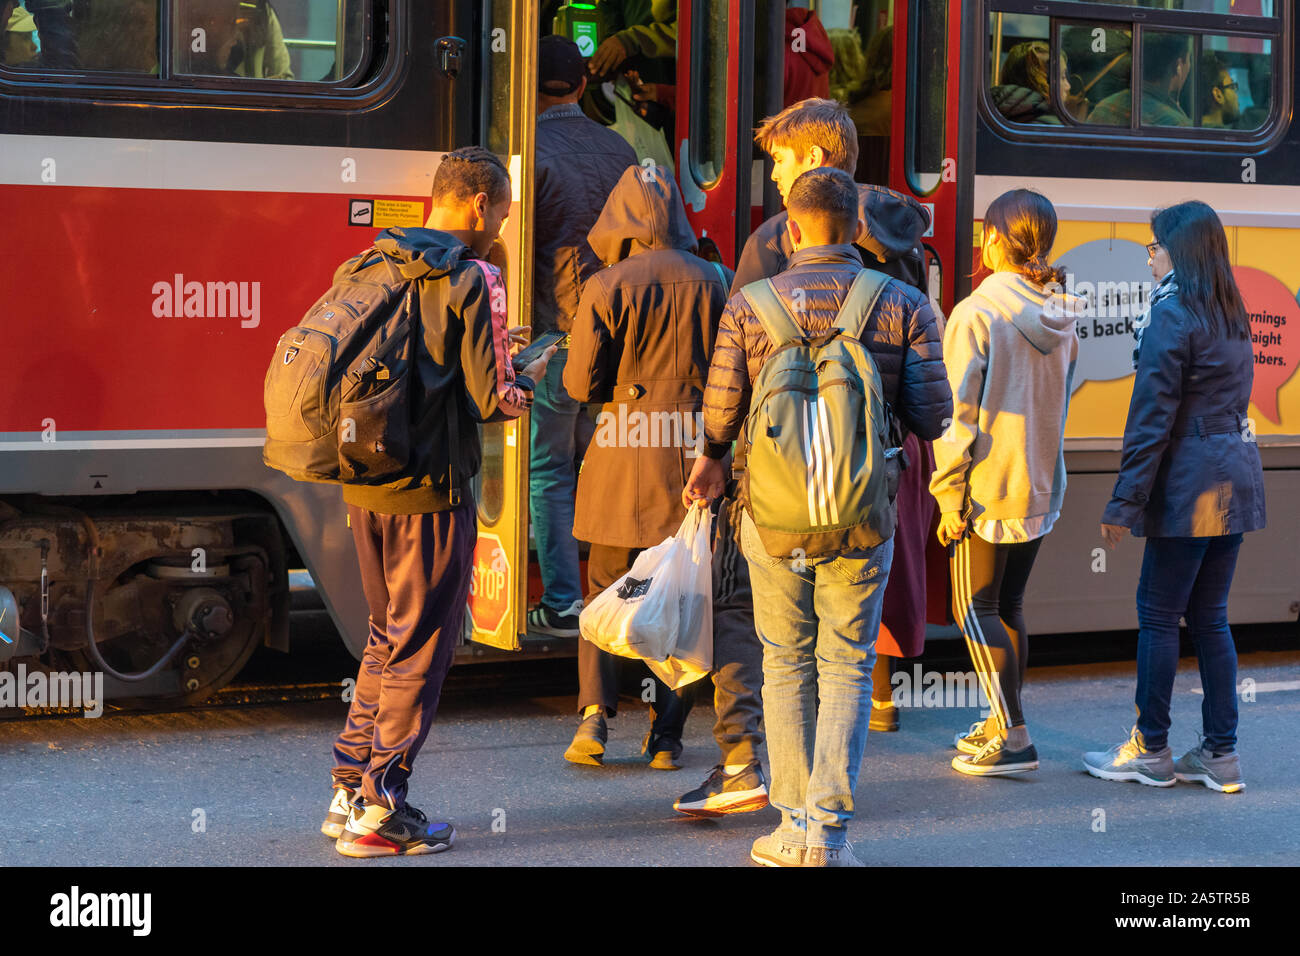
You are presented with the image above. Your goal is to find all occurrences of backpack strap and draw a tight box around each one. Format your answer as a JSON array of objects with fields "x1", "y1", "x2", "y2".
[
  {"x1": 835, "y1": 268, "x2": 892, "y2": 341},
  {"x1": 740, "y1": 278, "x2": 804, "y2": 347},
  {"x1": 708, "y1": 260, "x2": 727, "y2": 289}
]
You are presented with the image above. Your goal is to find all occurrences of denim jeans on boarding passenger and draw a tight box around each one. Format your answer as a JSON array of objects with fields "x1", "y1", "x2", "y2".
[
  {"x1": 528, "y1": 348, "x2": 585, "y2": 613},
  {"x1": 740, "y1": 511, "x2": 893, "y2": 850}
]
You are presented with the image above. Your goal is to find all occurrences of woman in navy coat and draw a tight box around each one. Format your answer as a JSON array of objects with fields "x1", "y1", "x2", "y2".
[{"x1": 1084, "y1": 200, "x2": 1265, "y2": 794}]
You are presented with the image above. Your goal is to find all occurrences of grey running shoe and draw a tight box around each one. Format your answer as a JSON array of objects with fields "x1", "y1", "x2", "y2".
[
  {"x1": 1174, "y1": 743, "x2": 1245, "y2": 793},
  {"x1": 1083, "y1": 731, "x2": 1175, "y2": 787},
  {"x1": 954, "y1": 718, "x2": 994, "y2": 755},
  {"x1": 750, "y1": 832, "x2": 805, "y2": 867},
  {"x1": 804, "y1": 842, "x2": 865, "y2": 868}
]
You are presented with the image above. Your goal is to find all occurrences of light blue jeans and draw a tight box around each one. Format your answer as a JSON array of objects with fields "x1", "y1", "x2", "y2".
[
  {"x1": 528, "y1": 349, "x2": 584, "y2": 612},
  {"x1": 740, "y1": 511, "x2": 893, "y2": 850}
]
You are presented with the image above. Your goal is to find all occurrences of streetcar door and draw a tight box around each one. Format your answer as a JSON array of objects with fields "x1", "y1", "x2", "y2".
[
  {"x1": 676, "y1": 0, "x2": 762, "y2": 265},
  {"x1": 813, "y1": 0, "x2": 975, "y2": 316},
  {"x1": 464, "y1": 0, "x2": 541, "y2": 651}
]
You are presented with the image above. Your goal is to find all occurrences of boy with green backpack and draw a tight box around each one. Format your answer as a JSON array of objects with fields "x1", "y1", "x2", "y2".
[{"x1": 685, "y1": 167, "x2": 950, "y2": 866}]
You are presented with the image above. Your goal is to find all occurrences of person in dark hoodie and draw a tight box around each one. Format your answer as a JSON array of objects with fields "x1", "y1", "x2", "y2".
[
  {"x1": 563, "y1": 163, "x2": 754, "y2": 789},
  {"x1": 325, "y1": 147, "x2": 556, "y2": 858},
  {"x1": 731, "y1": 96, "x2": 941, "y2": 734},
  {"x1": 783, "y1": 2, "x2": 833, "y2": 107}
]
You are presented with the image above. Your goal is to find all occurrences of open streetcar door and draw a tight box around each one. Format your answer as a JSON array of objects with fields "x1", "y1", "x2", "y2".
[
  {"x1": 676, "y1": 0, "x2": 761, "y2": 265},
  {"x1": 465, "y1": 0, "x2": 541, "y2": 651},
  {"x1": 890, "y1": 0, "x2": 976, "y2": 317}
]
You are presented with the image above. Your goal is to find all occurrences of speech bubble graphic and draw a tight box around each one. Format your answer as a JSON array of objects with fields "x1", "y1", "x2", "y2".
[
  {"x1": 1234, "y1": 266, "x2": 1300, "y2": 425},
  {"x1": 1053, "y1": 239, "x2": 1153, "y2": 393}
]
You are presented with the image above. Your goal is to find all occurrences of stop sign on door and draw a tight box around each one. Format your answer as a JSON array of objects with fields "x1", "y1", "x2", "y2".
[{"x1": 468, "y1": 532, "x2": 511, "y2": 639}]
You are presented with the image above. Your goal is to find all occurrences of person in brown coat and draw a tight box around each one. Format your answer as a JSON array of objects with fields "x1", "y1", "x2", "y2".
[{"x1": 561, "y1": 163, "x2": 742, "y2": 776}]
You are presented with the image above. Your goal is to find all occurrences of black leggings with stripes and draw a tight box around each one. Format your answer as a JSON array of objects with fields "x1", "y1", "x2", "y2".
[{"x1": 950, "y1": 533, "x2": 1045, "y2": 731}]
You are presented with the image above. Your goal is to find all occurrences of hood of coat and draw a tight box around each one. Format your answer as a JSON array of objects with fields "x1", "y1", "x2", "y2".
[
  {"x1": 588, "y1": 163, "x2": 697, "y2": 266},
  {"x1": 785, "y1": 7, "x2": 833, "y2": 73},
  {"x1": 858, "y1": 183, "x2": 931, "y2": 264},
  {"x1": 974, "y1": 270, "x2": 1081, "y2": 354},
  {"x1": 372, "y1": 227, "x2": 474, "y2": 279}
]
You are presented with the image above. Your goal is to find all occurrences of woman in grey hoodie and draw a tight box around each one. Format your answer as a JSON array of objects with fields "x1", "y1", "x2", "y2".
[{"x1": 930, "y1": 189, "x2": 1080, "y2": 776}]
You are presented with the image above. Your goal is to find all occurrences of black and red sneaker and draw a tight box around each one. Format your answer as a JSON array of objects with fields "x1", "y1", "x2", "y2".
[{"x1": 335, "y1": 801, "x2": 456, "y2": 858}]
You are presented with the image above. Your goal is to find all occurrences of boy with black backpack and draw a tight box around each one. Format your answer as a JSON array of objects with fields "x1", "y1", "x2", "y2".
[
  {"x1": 301, "y1": 147, "x2": 555, "y2": 857},
  {"x1": 685, "y1": 167, "x2": 950, "y2": 866}
]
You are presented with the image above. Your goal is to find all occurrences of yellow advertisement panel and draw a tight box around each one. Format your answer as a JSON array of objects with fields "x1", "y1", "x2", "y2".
[{"x1": 1051, "y1": 221, "x2": 1300, "y2": 440}]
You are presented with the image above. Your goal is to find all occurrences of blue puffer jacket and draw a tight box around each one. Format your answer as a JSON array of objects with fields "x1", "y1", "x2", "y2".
[
  {"x1": 1102, "y1": 294, "x2": 1266, "y2": 537},
  {"x1": 703, "y1": 245, "x2": 951, "y2": 456}
]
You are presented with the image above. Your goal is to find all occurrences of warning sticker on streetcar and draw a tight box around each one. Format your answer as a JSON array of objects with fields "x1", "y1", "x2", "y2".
[{"x1": 347, "y1": 199, "x2": 425, "y2": 228}]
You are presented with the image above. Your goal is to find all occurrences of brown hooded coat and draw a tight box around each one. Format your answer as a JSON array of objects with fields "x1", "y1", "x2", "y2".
[{"x1": 564, "y1": 165, "x2": 733, "y2": 548}]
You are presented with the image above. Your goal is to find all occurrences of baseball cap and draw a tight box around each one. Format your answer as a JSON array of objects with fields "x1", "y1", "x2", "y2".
[
  {"x1": 7, "y1": 6, "x2": 37, "y2": 32},
  {"x1": 538, "y1": 35, "x2": 586, "y2": 96}
]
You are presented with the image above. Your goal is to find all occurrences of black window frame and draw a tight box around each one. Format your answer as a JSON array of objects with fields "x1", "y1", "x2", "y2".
[
  {"x1": 0, "y1": 0, "x2": 400, "y2": 112},
  {"x1": 981, "y1": 0, "x2": 1291, "y2": 152}
]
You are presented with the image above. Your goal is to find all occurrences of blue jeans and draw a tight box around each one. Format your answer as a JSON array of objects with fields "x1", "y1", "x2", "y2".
[
  {"x1": 740, "y1": 512, "x2": 893, "y2": 850},
  {"x1": 528, "y1": 349, "x2": 584, "y2": 612},
  {"x1": 1135, "y1": 534, "x2": 1243, "y2": 753}
]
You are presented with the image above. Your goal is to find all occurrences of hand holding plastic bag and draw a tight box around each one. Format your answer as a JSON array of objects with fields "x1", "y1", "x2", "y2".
[{"x1": 579, "y1": 508, "x2": 713, "y2": 688}]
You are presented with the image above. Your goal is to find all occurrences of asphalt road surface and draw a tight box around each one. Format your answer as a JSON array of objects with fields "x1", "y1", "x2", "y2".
[{"x1": 2, "y1": 627, "x2": 1297, "y2": 867}]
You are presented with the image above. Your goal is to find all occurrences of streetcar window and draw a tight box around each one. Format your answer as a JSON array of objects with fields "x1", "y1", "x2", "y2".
[
  {"x1": 825, "y1": 2, "x2": 895, "y2": 186},
  {"x1": 0, "y1": 0, "x2": 161, "y2": 74},
  {"x1": 483, "y1": 0, "x2": 513, "y2": 156},
  {"x1": 689, "y1": 0, "x2": 727, "y2": 189},
  {"x1": 172, "y1": 1, "x2": 367, "y2": 83},
  {"x1": 0, "y1": 0, "x2": 373, "y2": 88},
  {"x1": 986, "y1": 3, "x2": 1282, "y2": 140},
  {"x1": 1036, "y1": 0, "x2": 1276, "y2": 15},
  {"x1": 906, "y1": 0, "x2": 947, "y2": 194},
  {"x1": 1195, "y1": 35, "x2": 1273, "y2": 132}
]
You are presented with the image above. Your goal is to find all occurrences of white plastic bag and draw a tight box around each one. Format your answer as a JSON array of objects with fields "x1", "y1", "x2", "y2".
[{"x1": 579, "y1": 508, "x2": 712, "y2": 689}]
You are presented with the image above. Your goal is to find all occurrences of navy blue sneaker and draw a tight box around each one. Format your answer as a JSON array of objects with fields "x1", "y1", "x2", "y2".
[{"x1": 674, "y1": 763, "x2": 769, "y2": 816}]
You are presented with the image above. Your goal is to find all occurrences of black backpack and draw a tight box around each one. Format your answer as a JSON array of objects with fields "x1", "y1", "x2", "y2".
[{"x1": 262, "y1": 247, "x2": 417, "y2": 484}]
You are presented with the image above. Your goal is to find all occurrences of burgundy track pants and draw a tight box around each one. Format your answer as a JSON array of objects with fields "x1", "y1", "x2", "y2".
[{"x1": 331, "y1": 501, "x2": 476, "y2": 810}]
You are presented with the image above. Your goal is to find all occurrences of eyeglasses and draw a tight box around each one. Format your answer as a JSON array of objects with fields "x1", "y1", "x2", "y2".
[
  {"x1": 1146, "y1": 242, "x2": 1162, "y2": 257},
  {"x1": 1217, "y1": 80, "x2": 1240, "y2": 93}
]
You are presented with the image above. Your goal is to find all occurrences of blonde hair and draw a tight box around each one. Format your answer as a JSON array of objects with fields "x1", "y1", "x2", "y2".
[{"x1": 754, "y1": 98, "x2": 859, "y2": 173}]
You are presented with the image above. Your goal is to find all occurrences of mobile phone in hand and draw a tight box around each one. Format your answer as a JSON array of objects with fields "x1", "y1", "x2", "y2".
[{"x1": 511, "y1": 331, "x2": 565, "y2": 372}]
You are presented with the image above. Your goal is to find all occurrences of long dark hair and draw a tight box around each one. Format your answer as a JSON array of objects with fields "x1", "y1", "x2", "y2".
[
  {"x1": 1151, "y1": 201, "x2": 1248, "y2": 339},
  {"x1": 984, "y1": 189, "x2": 1066, "y2": 287}
]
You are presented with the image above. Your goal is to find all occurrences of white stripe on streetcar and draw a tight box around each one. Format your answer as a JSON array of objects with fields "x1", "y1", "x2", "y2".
[{"x1": 0, "y1": 133, "x2": 444, "y2": 196}]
